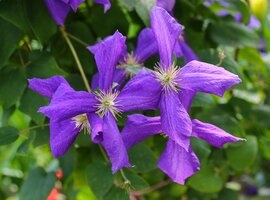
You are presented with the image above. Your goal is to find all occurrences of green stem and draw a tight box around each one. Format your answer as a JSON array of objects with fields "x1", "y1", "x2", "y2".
[
  {"x1": 98, "y1": 144, "x2": 109, "y2": 163},
  {"x1": 67, "y1": 33, "x2": 89, "y2": 47},
  {"x1": 19, "y1": 123, "x2": 50, "y2": 138},
  {"x1": 98, "y1": 145, "x2": 131, "y2": 186},
  {"x1": 120, "y1": 169, "x2": 131, "y2": 185},
  {"x1": 131, "y1": 179, "x2": 172, "y2": 196},
  {"x1": 60, "y1": 26, "x2": 91, "y2": 92}
]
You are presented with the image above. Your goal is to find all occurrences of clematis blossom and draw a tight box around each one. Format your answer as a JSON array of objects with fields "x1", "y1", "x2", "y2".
[
  {"x1": 29, "y1": 76, "x2": 83, "y2": 157},
  {"x1": 123, "y1": 6, "x2": 241, "y2": 152},
  {"x1": 91, "y1": 28, "x2": 159, "y2": 90},
  {"x1": 37, "y1": 31, "x2": 161, "y2": 173},
  {"x1": 45, "y1": 0, "x2": 111, "y2": 25},
  {"x1": 121, "y1": 95, "x2": 245, "y2": 184}
]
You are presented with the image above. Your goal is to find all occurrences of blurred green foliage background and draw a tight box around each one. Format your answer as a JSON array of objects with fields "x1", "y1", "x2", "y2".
[{"x1": 0, "y1": 0, "x2": 270, "y2": 199}]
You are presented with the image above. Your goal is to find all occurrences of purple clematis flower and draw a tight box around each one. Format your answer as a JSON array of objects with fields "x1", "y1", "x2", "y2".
[
  {"x1": 91, "y1": 28, "x2": 159, "y2": 90},
  {"x1": 36, "y1": 31, "x2": 161, "y2": 173},
  {"x1": 123, "y1": 5, "x2": 241, "y2": 152},
  {"x1": 45, "y1": 0, "x2": 111, "y2": 25},
  {"x1": 155, "y1": 0, "x2": 199, "y2": 62},
  {"x1": 121, "y1": 89, "x2": 244, "y2": 184},
  {"x1": 29, "y1": 76, "x2": 83, "y2": 157}
]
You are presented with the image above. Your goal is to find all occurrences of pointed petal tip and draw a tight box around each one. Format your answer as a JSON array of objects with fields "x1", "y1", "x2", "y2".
[
  {"x1": 111, "y1": 163, "x2": 132, "y2": 174},
  {"x1": 192, "y1": 119, "x2": 246, "y2": 148},
  {"x1": 103, "y1": 4, "x2": 111, "y2": 13},
  {"x1": 178, "y1": 60, "x2": 242, "y2": 97}
]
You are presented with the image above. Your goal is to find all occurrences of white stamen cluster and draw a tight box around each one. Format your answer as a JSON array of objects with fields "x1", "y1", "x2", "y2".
[
  {"x1": 154, "y1": 63, "x2": 180, "y2": 92},
  {"x1": 95, "y1": 90, "x2": 122, "y2": 118},
  {"x1": 118, "y1": 53, "x2": 143, "y2": 75},
  {"x1": 72, "y1": 114, "x2": 91, "y2": 134},
  {"x1": 123, "y1": 53, "x2": 142, "y2": 66}
]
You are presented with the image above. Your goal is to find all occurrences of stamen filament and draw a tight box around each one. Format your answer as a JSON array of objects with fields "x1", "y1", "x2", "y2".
[{"x1": 154, "y1": 63, "x2": 180, "y2": 92}]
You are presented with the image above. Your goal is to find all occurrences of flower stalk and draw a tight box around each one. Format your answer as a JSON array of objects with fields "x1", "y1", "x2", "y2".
[{"x1": 60, "y1": 26, "x2": 91, "y2": 92}]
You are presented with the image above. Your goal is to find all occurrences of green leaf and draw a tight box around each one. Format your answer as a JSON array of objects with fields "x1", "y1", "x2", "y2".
[
  {"x1": 134, "y1": 0, "x2": 155, "y2": 26},
  {"x1": 0, "y1": 126, "x2": 19, "y2": 145},
  {"x1": 0, "y1": 18, "x2": 22, "y2": 68},
  {"x1": 226, "y1": 135, "x2": 258, "y2": 171},
  {"x1": 252, "y1": 106, "x2": 270, "y2": 128},
  {"x1": 125, "y1": 170, "x2": 149, "y2": 190},
  {"x1": 19, "y1": 167, "x2": 56, "y2": 200},
  {"x1": 0, "y1": 66, "x2": 27, "y2": 108},
  {"x1": 192, "y1": 93, "x2": 215, "y2": 107},
  {"x1": 0, "y1": 0, "x2": 56, "y2": 44},
  {"x1": 0, "y1": 0, "x2": 29, "y2": 32},
  {"x1": 207, "y1": 21, "x2": 259, "y2": 48},
  {"x1": 218, "y1": 188, "x2": 239, "y2": 200},
  {"x1": 119, "y1": 0, "x2": 155, "y2": 26},
  {"x1": 19, "y1": 89, "x2": 48, "y2": 125},
  {"x1": 187, "y1": 163, "x2": 223, "y2": 193},
  {"x1": 27, "y1": 51, "x2": 67, "y2": 78},
  {"x1": 86, "y1": 161, "x2": 114, "y2": 198},
  {"x1": 191, "y1": 138, "x2": 211, "y2": 162},
  {"x1": 199, "y1": 49, "x2": 244, "y2": 79},
  {"x1": 90, "y1": 4, "x2": 128, "y2": 38},
  {"x1": 103, "y1": 186, "x2": 129, "y2": 200},
  {"x1": 59, "y1": 149, "x2": 77, "y2": 181},
  {"x1": 239, "y1": 0, "x2": 251, "y2": 25},
  {"x1": 31, "y1": 127, "x2": 50, "y2": 147},
  {"x1": 25, "y1": 0, "x2": 57, "y2": 43},
  {"x1": 222, "y1": 0, "x2": 251, "y2": 25},
  {"x1": 129, "y1": 143, "x2": 157, "y2": 172}
]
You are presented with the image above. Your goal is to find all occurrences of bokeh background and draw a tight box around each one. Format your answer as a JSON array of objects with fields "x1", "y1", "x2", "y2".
[{"x1": 0, "y1": 0, "x2": 270, "y2": 199}]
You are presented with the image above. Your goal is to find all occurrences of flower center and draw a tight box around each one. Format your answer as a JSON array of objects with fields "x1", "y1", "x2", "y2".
[
  {"x1": 95, "y1": 90, "x2": 121, "y2": 118},
  {"x1": 124, "y1": 53, "x2": 142, "y2": 66},
  {"x1": 154, "y1": 63, "x2": 180, "y2": 92},
  {"x1": 118, "y1": 53, "x2": 143, "y2": 75},
  {"x1": 72, "y1": 114, "x2": 91, "y2": 133}
]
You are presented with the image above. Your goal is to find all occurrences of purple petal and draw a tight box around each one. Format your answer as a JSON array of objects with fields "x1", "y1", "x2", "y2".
[
  {"x1": 133, "y1": 28, "x2": 159, "y2": 62},
  {"x1": 158, "y1": 140, "x2": 200, "y2": 184},
  {"x1": 50, "y1": 83, "x2": 75, "y2": 104},
  {"x1": 178, "y1": 40, "x2": 199, "y2": 63},
  {"x1": 91, "y1": 69, "x2": 126, "y2": 91},
  {"x1": 160, "y1": 89, "x2": 192, "y2": 151},
  {"x1": 122, "y1": 114, "x2": 162, "y2": 149},
  {"x1": 248, "y1": 16, "x2": 261, "y2": 30},
  {"x1": 39, "y1": 85, "x2": 98, "y2": 121},
  {"x1": 112, "y1": 68, "x2": 127, "y2": 89},
  {"x1": 151, "y1": 6, "x2": 182, "y2": 67},
  {"x1": 102, "y1": 113, "x2": 131, "y2": 173},
  {"x1": 94, "y1": 0, "x2": 111, "y2": 13},
  {"x1": 50, "y1": 119, "x2": 80, "y2": 157},
  {"x1": 117, "y1": 69, "x2": 162, "y2": 112},
  {"x1": 45, "y1": 0, "x2": 70, "y2": 25},
  {"x1": 178, "y1": 88, "x2": 196, "y2": 112},
  {"x1": 156, "y1": 0, "x2": 176, "y2": 14},
  {"x1": 87, "y1": 31, "x2": 126, "y2": 91},
  {"x1": 91, "y1": 72, "x2": 99, "y2": 90},
  {"x1": 177, "y1": 60, "x2": 241, "y2": 96},
  {"x1": 28, "y1": 76, "x2": 69, "y2": 99},
  {"x1": 88, "y1": 113, "x2": 103, "y2": 144},
  {"x1": 192, "y1": 119, "x2": 245, "y2": 148}
]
